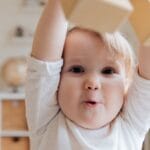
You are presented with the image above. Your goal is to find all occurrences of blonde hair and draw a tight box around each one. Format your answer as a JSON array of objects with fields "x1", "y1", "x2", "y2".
[
  {"x1": 67, "y1": 27, "x2": 136, "y2": 89},
  {"x1": 101, "y1": 32, "x2": 135, "y2": 81}
]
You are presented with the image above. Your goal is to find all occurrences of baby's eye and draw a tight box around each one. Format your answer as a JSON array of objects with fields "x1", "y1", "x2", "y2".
[
  {"x1": 69, "y1": 65, "x2": 84, "y2": 74},
  {"x1": 101, "y1": 67, "x2": 116, "y2": 75}
]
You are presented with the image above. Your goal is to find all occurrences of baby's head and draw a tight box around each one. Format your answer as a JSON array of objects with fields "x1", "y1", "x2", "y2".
[{"x1": 57, "y1": 27, "x2": 135, "y2": 129}]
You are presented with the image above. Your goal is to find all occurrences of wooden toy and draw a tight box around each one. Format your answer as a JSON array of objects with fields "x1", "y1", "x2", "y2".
[{"x1": 61, "y1": 0, "x2": 133, "y2": 33}]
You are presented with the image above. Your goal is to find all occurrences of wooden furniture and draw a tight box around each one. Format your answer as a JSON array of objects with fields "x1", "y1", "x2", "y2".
[{"x1": 0, "y1": 92, "x2": 29, "y2": 150}]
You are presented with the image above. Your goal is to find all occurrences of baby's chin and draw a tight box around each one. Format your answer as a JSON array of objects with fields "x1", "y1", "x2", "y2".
[
  {"x1": 79, "y1": 122, "x2": 109, "y2": 130},
  {"x1": 68, "y1": 117, "x2": 110, "y2": 130}
]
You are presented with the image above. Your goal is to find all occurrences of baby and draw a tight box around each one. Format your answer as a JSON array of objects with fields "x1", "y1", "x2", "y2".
[{"x1": 25, "y1": 0, "x2": 150, "y2": 150}]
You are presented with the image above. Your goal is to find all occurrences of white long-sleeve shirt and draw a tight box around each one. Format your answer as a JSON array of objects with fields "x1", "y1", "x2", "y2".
[{"x1": 25, "y1": 56, "x2": 150, "y2": 150}]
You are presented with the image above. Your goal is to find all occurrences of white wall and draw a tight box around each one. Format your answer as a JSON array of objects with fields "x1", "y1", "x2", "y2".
[{"x1": 0, "y1": 0, "x2": 43, "y2": 66}]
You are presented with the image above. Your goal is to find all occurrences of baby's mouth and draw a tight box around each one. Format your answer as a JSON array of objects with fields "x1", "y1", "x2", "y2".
[
  {"x1": 83, "y1": 100, "x2": 103, "y2": 107},
  {"x1": 86, "y1": 101, "x2": 97, "y2": 105}
]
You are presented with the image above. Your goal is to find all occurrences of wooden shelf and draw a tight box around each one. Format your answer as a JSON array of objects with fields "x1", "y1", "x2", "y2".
[
  {"x1": 0, "y1": 131, "x2": 29, "y2": 137},
  {"x1": 0, "y1": 92, "x2": 25, "y2": 100}
]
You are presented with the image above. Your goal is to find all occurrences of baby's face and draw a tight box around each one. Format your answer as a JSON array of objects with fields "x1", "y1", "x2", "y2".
[{"x1": 58, "y1": 28, "x2": 126, "y2": 129}]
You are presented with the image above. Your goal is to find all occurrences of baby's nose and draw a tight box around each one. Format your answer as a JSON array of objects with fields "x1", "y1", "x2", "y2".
[{"x1": 84, "y1": 76, "x2": 101, "y2": 90}]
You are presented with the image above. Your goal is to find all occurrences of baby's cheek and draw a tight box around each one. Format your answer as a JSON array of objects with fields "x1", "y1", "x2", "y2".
[
  {"x1": 104, "y1": 80, "x2": 124, "y2": 106},
  {"x1": 112, "y1": 77, "x2": 125, "y2": 92}
]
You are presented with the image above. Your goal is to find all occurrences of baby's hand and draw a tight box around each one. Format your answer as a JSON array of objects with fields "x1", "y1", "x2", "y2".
[{"x1": 138, "y1": 44, "x2": 150, "y2": 80}]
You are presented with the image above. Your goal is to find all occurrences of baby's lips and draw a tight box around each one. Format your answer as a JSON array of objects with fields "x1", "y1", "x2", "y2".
[{"x1": 84, "y1": 99, "x2": 104, "y2": 104}]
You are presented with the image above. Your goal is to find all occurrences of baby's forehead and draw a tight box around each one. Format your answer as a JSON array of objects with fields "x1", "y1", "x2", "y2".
[
  {"x1": 64, "y1": 49, "x2": 124, "y2": 68},
  {"x1": 64, "y1": 28, "x2": 106, "y2": 52},
  {"x1": 65, "y1": 28, "x2": 120, "y2": 55},
  {"x1": 64, "y1": 27, "x2": 128, "y2": 61},
  {"x1": 66, "y1": 27, "x2": 101, "y2": 40}
]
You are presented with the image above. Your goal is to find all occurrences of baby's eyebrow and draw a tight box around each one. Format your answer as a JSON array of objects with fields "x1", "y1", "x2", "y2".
[
  {"x1": 63, "y1": 59, "x2": 85, "y2": 70},
  {"x1": 107, "y1": 61, "x2": 123, "y2": 70},
  {"x1": 65, "y1": 57, "x2": 84, "y2": 64}
]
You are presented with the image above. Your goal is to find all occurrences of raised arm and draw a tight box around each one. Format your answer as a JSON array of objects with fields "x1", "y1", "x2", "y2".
[
  {"x1": 26, "y1": 0, "x2": 67, "y2": 136},
  {"x1": 31, "y1": 0, "x2": 68, "y2": 61},
  {"x1": 138, "y1": 45, "x2": 150, "y2": 80}
]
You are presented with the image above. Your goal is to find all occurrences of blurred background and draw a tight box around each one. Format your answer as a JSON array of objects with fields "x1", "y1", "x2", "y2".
[
  {"x1": 0, "y1": 0, "x2": 46, "y2": 150},
  {"x1": 0, "y1": 0, "x2": 149, "y2": 150}
]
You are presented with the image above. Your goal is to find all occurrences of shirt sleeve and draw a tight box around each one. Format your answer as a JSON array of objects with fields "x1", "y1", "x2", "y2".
[
  {"x1": 122, "y1": 70, "x2": 150, "y2": 137},
  {"x1": 25, "y1": 56, "x2": 63, "y2": 134}
]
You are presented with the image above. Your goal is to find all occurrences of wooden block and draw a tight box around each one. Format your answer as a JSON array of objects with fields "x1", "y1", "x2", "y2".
[
  {"x1": 130, "y1": 0, "x2": 150, "y2": 45},
  {"x1": 1, "y1": 137, "x2": 29, "y2": 150},
  {"x1": 61, "y1": 0, "x2": 133, "y2": 33},
  {"x1": 2, "y1": 100, "x2": 28, "y2": 130}
]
